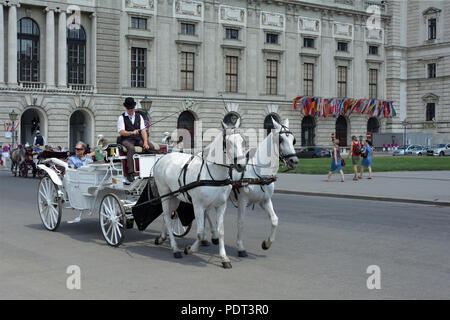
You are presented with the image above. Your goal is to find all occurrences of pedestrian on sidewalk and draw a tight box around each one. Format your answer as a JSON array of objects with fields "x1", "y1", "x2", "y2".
[
  {"x1": 348, "y1": 135, "x2": 361, "y2": 181},
  {"x1": 359, "y1": 140, "x2": 373, "y2": 179},
  {"x1": 325, "y1": 139, "x2": 345, "y2": 182}
]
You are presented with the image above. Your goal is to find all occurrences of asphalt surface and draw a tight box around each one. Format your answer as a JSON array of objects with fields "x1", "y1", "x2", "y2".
[{"x1": 0, "y1": 171, "x2": 449, "y2": 299}]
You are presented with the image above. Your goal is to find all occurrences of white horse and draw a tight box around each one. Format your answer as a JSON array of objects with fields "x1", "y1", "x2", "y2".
[
  {"x1": 153, "y1": 120, "x2": 247, "y2": 269},
  {"x1": 205, "y1": 118, "x2": 298, "y2": 257}
]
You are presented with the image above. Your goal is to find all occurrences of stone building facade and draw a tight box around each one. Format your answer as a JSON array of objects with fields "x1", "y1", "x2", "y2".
[{"x1": 0, "y1": 0, "x2": 447, "y2": 151}]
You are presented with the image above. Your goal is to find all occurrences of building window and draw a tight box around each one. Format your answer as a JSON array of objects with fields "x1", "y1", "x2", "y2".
[
  {"x1": 303, "y1": 38, "x2": 314, "y2": 48},
  {"x1": 337, "y1": 66, "x2": 347, "y2": 98},
  {"x1": 225, "y1": 56, "x2": 238, "y2": 93},
  {"x1": 426, "y1": 103, "x2": 435, "y2": 121},
  {"x1": 131, "y1": 17, "x2": 147, "y2": 30},
  {"x1": 17, "y1": 18, "x2": 40, "y2": 82},
  {"x1": 427, "y1": 63, "x2": 436, "y2": 78},
  {"x1": 225, "y1": 28, "x2": 239, "y2": 40},
  {"x1": 181, "y1": 23, "x2": 195, "y2": 35},
  {"x1": 369, "y1": 45, "x2": 378, "y2": 55},
  {"x1": 337, "y1": 42, "x2": 348, "y2": 52},
  {"x1": 303, "y1": 63, "x2": 314, "y2": 96},
  {"x1": 369, "y1": 69, "x2": 378, "y2": 99},
  {"x1": 180, "y1": 52, "x2": 194, "y2": 90},
  {"x1": 266, "y1": 59, "x2": 278, "y2": 95},
  {"x1": 266, "y1": 33, "x2": 279, "y2": 44},
  {"x1": 428, "y1": 18, "x2": 436, "y2": 40},
  {"x1": 131, "y1": 47, "x2": 146, "y2": 88},
  {"x1": 67, "y1": 26, "x2": 86, "y2": 85}
]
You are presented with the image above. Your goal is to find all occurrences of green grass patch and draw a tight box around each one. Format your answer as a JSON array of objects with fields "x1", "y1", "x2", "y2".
[{"x1": 280, "y1": 156, "x2": 450, "y2": 174}]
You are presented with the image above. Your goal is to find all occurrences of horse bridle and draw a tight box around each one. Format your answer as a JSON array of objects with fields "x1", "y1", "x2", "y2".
[{"x1": 278, "y1": 125, "x2": 298, "y2": 165}]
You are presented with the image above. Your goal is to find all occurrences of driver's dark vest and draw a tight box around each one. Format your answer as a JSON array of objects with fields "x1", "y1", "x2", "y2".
[
  {"x1": 35, "y1": 135, "x2": 44, "y2": 146},
  {"x1": 122, "y1": 113, "x2": 142, "y2": 141}
]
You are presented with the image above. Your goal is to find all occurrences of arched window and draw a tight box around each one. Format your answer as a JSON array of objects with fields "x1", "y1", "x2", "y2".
[
  {"x1": 67, "y1": 25, "x2": 86, "y2": 84},
  {"x1": 367, "y1": 117, "x2": 380, "y2": 134},
  {"x1": 264, "y1": 113, "x2": 281, "y2": 135},
  {"x1": 335, "y1": 116, "x2": 347, "y2": 147},
  {"x1": 17, "y1": 18, "x2": 40, "y2": 82},
  {"x1": 177, "y1": 111, "x2": 195, "y2": 149},
  {"x1": 301, "y1": 116, "x2": 316, "y2": 146}
]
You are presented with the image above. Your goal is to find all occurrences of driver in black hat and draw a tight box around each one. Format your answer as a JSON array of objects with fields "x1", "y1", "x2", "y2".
[{"x1": 117, "y1": 97, "x2": 151, "y2": 183}]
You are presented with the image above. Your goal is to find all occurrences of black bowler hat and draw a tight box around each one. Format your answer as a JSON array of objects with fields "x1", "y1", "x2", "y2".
[{"x1": 123, "y1": 97, "x2": 136, "y2": 109}]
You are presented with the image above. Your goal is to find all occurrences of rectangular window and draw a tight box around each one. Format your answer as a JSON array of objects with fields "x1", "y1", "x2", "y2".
[
  {"x1": 303, "y1": 63, "x2": 314, "y2": 96},
  {"x1": 225, "y1": 56, "x2": 238, "y2": 93},
  {"x1": 427, "y1": 63, "x2": 436, "y2": 78},
  {"x1": 426, "y1": 103, "x2": 435, "y2": 121},
  {"x1": 131, "y1": 47, "x2": 146, "y2": 88},
  {"x1": 369, "y1": 69, "x2": 378, "y2": 99},
  {"x1": 337, "y1": 66, "x2": 347, "y2": 98},
  {"x1": 266, "y1": 33, "x2": 279, "y2": 44},
  {"x1": 337, "y1": 42, "x2": 348, "y2": 52},
  {"x1": 225, "y1": 28, "x2": 239, "y2": 40},
  {"x1": 428, "y1": 18, "x2": 436, "y2": 40},
  {"x1": 369, "y1": 45, "x2": 378, "y2": 55},
  {"x1": 181, "y1": 23, "x2": 195, "y2": 35},
  {"x1": 266, "y1": 59, "x2": 278, "y2": 95},
  {"x1": 303, "y1": 38, "x2": 314, "y2": 48},
  {"x1": 180, "y1": 52, "x2": 194, "y2": 90},
  {"x1": 131, "y1": 17, "x2": 147, "y2": 30}
]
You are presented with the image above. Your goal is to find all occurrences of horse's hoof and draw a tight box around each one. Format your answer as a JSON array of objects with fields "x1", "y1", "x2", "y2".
[
  {"x1": 262, "y1": 240, "x2": 271, "y2": 250},
  {"x1": 173, "y1": 252, "x2": 183, "y2": 259},
  {"x1": 184, "y1": 246, "x2": 192, "y2": 255},
  {"x1": 200, "y1": 240, "x2": 210, "y2": 247},
  {"x1": 238, "y1": 250, "x2": 248, "y2": 257},
  {"x1": 222, "y1": 262, "x2": 232, "y2": 269},
  {"x1": 212, "y1": 238, "x2": 219, "y2": 245}
]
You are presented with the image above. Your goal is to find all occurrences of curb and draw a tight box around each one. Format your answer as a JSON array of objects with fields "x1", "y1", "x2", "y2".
[{"x1": 274, "y1": 189, "x2": 450, "y2": 207}]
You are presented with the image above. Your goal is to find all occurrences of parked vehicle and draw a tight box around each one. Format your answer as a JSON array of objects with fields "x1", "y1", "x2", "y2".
[
  {"x1": 393, "y1": 145, "x2": 426, "y2": 156},
  {"x1": 427, "y1": 144, "x2": 450, "y2": 156},
  {"x1": 296, "y1": 147, "x2": 331, "y2": 158}
]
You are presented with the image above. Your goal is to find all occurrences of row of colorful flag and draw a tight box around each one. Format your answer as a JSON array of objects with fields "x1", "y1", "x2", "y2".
[
  {"x1": 293, "y1": 96, "x2": 396, "y2": 118},
  {"x1": 3, "y1": 121, "x2": 20, "y2": 132}
]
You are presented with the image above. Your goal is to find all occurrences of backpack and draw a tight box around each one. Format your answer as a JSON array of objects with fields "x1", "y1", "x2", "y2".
[{"x1": 354, "y1": 143, "x2": 362, "y2": 155}]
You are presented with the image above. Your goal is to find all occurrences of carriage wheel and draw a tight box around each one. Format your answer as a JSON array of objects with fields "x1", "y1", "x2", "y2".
[
  {"x1": 99, "y1": 194, "x2": 126, "y2": 247},
  {"x1": 171, "y1": 211, "x2": 192, "y2": 238},
  {"x1": 37, "y1": 177, "x2": 62, "y2": 231}
]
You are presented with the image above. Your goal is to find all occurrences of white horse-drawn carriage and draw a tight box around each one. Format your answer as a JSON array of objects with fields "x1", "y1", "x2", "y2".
[
  {"x1": 36, "y1": 118, "x2": 299, "y2": 268},
  {"x1": 37, "y1": 142, "x2": 192, "y2": 247}
]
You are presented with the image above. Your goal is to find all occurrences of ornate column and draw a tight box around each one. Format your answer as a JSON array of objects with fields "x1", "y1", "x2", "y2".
[
  {"x1": 90, "y1": 13, "x2": 97, "y2": 91},
  {"x1": 57, "y1": 9, "x2": 67, "y2": 88},
  {"x1": 45, "y1": 7, "x2": 56, "y2": 88},
  {"x1": 0, "y1": 4, "x2": 4, "y2": 85},
  {"x1": 7, "y1": 2, "x2": 19, "y2": 86}
]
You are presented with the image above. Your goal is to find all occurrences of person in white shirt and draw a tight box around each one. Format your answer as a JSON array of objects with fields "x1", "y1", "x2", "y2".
[
  {"x1": 33, "y1": 130, "x2": 45, "y2": 146},
  {"x1": 117, "y1": 97, "x2": 151, "y2": 183}
]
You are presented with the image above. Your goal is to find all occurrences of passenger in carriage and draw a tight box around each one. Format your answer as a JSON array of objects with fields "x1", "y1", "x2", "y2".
[
  {"x1": 117, "y1": 97, "x2": 152, "y2": 183},
  {"x1": 68, "y1": 141, "x2": 95, "y2": 169}
]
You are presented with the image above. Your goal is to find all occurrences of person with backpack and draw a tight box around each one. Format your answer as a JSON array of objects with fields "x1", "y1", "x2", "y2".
[
  {"x1": 348, "y1": 135, "x2": 361, "y2": 181},
  {"x1": 359, "y1": 140, "x2": 373, "y2": 179}
]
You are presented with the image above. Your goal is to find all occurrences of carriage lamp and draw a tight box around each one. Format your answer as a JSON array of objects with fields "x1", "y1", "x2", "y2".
[{"x1": 140, "y1": 96, "x2": 152, "y2": 113}]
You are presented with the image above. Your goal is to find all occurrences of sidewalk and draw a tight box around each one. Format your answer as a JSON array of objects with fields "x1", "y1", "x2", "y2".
[{"x1": 275, "y1": 171, "x2": 450, "y2": 206}]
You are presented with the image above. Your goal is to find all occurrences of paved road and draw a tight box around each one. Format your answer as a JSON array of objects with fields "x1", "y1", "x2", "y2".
[{"x1": 0, "y1": 171, "x2": 449, "y2": 299}]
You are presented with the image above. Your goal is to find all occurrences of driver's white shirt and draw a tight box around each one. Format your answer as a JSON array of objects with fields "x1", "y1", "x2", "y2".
[{"x1": 117, "y1": 112, "x2": 145, "y2": 133}]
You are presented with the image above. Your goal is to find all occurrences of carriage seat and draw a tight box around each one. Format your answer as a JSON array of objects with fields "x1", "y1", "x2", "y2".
[{"x1": 115, "y1": 137, "x2": 165, "y2": 154}]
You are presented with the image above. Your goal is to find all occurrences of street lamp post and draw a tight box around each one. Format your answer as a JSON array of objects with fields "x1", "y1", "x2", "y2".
[
  {"x1": 9, "y1": 110, "x2": 18, "y2": 148},
  {"x1": 140, "y1": 95, "x2": 153, "y2": 132},
  {"x1": 401, "y1": 119, "x2": 408, "y2": 147}
]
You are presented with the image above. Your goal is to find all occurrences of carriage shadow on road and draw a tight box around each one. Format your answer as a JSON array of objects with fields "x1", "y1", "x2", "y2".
[{"x1": 25, "y1": 218, "x2": 266, "y2": 268}]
